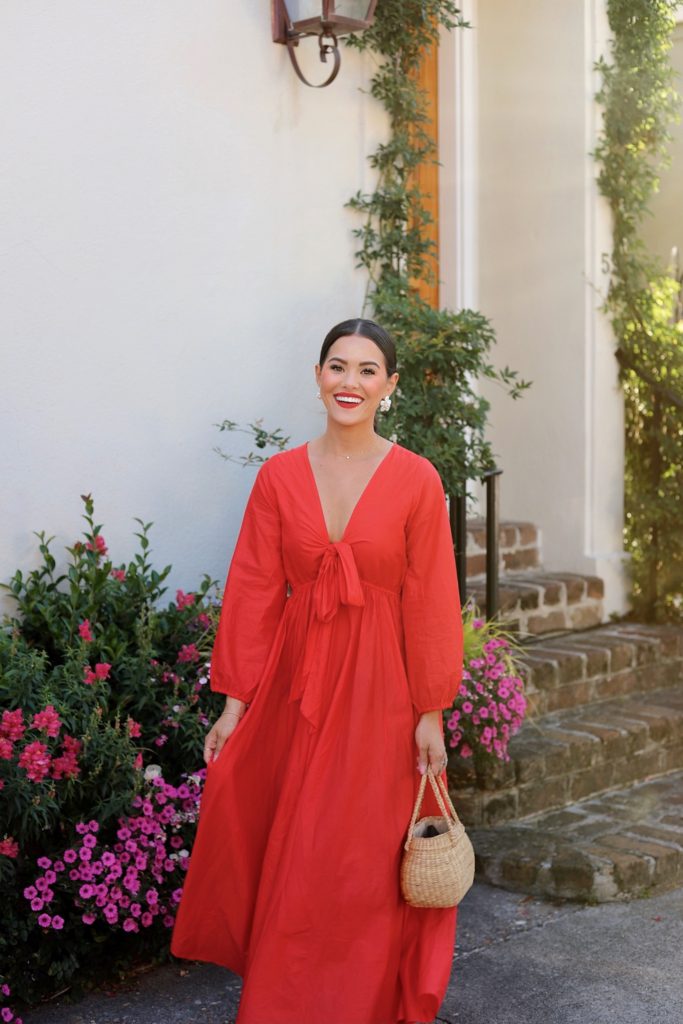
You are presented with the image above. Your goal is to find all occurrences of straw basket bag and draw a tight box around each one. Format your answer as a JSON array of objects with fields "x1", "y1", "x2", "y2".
[{"x1": 400, "y1": 765, "x2": 475, "y2": 908}]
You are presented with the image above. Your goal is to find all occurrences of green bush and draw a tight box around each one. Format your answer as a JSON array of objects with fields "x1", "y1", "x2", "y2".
[{"x1": 0, "y1": 495, "x2": 222, "y2": 1007}]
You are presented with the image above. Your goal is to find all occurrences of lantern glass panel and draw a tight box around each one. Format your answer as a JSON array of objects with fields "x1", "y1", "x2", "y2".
[
  {"x1": 333, "y1": 1, "x2": 373, "y2": 21},
  {"x1": 286, "y1": 1, "x2": 323, "y2": 24}
]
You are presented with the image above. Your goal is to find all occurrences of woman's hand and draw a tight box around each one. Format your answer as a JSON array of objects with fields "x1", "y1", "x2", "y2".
[
  {"x1": 414, "y1": 710, "x2": 448, "y2": 776},
  {"x1": 203, "y1": 710, "x2": 243, "y2": 765}
]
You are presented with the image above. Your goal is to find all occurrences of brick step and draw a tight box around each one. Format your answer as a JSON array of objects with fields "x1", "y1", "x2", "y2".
[
  {"x1": 518, "y1": 623, "x2": 683, "y2": 718},
  {"x1": 449, "y1": 684, "x2": 683, "y2": 827},
  {"x1": 469, "y1": 769, "x2": 683, "y2": 902},
  {"x1": 464, "y1": 570, "x2": 605, "y2": 636},
  {"x1": 466, "y1": 518, "x2": 541, "y2": 576}
]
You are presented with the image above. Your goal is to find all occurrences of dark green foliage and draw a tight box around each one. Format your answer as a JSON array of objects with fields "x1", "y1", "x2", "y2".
[
  {"x1": 594, "y1": 0, "x2": 683, "y2": 620},
  {"x1": 0, "y1": 495, "x2": 223, "y2": 1005},
  {"x1": 345, "y1": 0, "x2": 532, "y2": 502}
]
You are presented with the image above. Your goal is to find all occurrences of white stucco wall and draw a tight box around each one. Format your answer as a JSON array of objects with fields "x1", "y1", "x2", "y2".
[
  {"x1": 467, "y1": 0, "x2": 628, "y2": 613},
  {"x1": 0, "y1": 2, "x2": 386, "y2": 607}
]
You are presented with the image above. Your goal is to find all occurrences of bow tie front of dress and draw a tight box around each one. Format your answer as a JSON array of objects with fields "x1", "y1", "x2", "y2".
[{"x1": 288, "y1": 540, "x2": 366, "y2": 731}]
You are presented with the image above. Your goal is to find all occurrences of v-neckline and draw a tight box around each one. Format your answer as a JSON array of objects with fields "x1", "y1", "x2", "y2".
[{"x1": 303, "y1": 441, "x2": 397, "y2": 546}]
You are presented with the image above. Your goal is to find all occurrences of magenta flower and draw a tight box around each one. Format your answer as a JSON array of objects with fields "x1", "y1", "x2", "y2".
[
  {"x1": 18, "y1": 740, "x2": 51, "y2": 782},
  {"x1": 0, "y1": 708, "x2": 24, "y2": 742},
  {"x1": 86, "y1": 535, "x2": 108, "y2": 557},
  {"x1": 111, "y1": 568, "x2": 126, "y2": 581},
  {"x1": 175, "y1": 590, "x2": 196, "y2": 610},
  {"x1": 32, "y1": 705, "x2": 62, "y2": 737},
  {"x1": 78, "y1": 619, "x2": 94, "y2": 642},
  {"x1": 177, "y1": 643, "x2": 200, "y2": 664}
]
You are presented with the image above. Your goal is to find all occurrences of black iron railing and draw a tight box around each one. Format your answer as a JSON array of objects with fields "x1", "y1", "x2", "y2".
[{"x1": 450, "y1": 468, "x2": 502, "y2": 621}]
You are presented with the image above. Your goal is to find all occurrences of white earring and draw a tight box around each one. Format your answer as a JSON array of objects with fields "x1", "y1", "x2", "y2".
[
  {"x1": 316, "y1": 389, "x2": 321, "y2": 399},
  {"x1": 379, "y1": 395, "x2": 392, "y2": 413}
]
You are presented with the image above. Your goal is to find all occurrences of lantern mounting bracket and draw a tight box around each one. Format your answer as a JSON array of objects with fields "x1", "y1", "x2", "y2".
[{"x1": 271, "y1": 1, "x2": 378, "y2": 88}]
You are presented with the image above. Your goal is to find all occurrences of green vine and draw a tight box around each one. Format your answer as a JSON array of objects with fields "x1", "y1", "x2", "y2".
[
  {"x1": 594, "y1": 0, "x2": 683, "y2": 621},
  {"x1": 345, "y1": 1, "x2": 532, "y2": 504}
]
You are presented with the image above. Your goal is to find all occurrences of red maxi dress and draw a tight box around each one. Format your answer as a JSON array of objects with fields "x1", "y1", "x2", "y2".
[{"x1": 171, "y1": 440, "x2": 464, "y2": 1024}]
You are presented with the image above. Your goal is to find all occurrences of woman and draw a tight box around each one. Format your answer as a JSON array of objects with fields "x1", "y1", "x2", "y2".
[{"x1": 171, "y1": 318, "x2": 464, "y2": 1024}]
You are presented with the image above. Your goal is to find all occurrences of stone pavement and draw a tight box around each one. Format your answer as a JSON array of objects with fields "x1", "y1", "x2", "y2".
[{"x1": 21, "y1": 881, "x2": 683, "y2": 1024}]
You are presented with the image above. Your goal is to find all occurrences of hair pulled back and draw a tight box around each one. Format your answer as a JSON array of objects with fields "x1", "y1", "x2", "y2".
[{"x1": 319, "y1": 319, "x2": 397, "y2": 377}]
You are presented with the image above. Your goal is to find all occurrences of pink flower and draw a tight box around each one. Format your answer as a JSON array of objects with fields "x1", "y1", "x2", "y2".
[
  {"x1": 82, "y1": 911, "x2": 96, "y2": 925},
  {"x1": 18, "y1": 740, "x2": 51, "y2": 782},
  {"x1": 177, "y1": 644, "x2": 200, "y2": 664},
  {"x1": 127, "y1": 718, "x2": 142, "y2": 739},
  {"x1": 51, "y1": 735, "x2": 82, "y2": 780},
  {"x1": 459, "y1": 743, "x2": 473, "y2": 759},
  {"x1": 175, "y1": 590, "x2": 196, "y2": 610},
  {"x1": 83, "y1": 663, "x2": 111, "y2": 685},
  {"x1": 0, "y1": 708, "x2": 25, "y2": 741},
  {"x1": 134, "y1": 752, "x2": 143, "y2": 770},
  {"x1": 37, "y1": 913, "x2": 52, "y2": 928},
  {"x1": 86, "y1": 535, "x2": 108, "y2": 557},
  {"x1": 196, "y1": 612, "x2": 211, "y2": 630},
  {"x1": 32, "y1": 705, "x2": 62, "y2": 738},
  {"x1": 461, "y1": 701, "x2": 473, "y2": 715},
  {"x1": 111, "y1": 568, "x2": 126, "y2": 581},
  {"x1": 0, "y1": 738, "x2": 13, "y2": 760},
  {"x1": 0, "y1": 837, "x2": 19, "y2": 858},
  {"x1": 51, "y1": 915, "x2": 64, "y2": 930},
  {"x1": 78, "y1": 619, "x2": 93, "y2": 642}
]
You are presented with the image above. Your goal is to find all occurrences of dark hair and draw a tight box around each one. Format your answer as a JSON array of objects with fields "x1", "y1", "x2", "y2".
[{"x1": 319, "y1": 318, "x2": 397, "y2": 377}]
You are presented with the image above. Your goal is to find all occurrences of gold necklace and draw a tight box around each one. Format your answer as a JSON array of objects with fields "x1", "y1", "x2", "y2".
[{"x1": 318, "y1": 440, "x2": 391, "y2": 461}]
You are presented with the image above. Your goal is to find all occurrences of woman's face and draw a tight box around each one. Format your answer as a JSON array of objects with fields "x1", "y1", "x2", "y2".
[{"x1": 315, "y1": 334, "x2": 398, "y2": 425}]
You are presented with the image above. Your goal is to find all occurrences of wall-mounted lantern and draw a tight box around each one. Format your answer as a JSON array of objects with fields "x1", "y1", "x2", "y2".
[{"x1": 272, "y1": 1, "x2": 378, "y2": 88}]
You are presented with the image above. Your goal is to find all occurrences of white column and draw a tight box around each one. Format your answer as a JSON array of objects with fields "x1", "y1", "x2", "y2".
[{"x1": 583, "y1": 0, "x2": 630, "y2": 613}]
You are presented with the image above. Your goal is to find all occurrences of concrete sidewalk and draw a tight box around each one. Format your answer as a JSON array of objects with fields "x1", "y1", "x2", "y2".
[{"x1": 21, "y1": 881, "x2": 683, "y2": 1024}]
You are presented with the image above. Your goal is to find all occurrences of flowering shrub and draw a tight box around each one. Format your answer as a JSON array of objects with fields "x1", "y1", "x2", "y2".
[
  {"x1": 444, "y1": 598, "x2": 527, "y2": 773},
  {"x1": 0, "y1": 981, "x2": 23, "y2": 1024},
  {"x1": 23, "y1": 766, "x2": 203, "y2": 938},
  {"x1": 0, "y1": 495, "x2": 222, "y2": 1007}
]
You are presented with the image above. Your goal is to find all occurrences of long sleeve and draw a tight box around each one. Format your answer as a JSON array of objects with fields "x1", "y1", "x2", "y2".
[
  {"x1": 209, "y1": 459, "x2": 287, "y2": 702},
  {"x1": 400, "y1": 460, "x2": 464, "y2": 714}
]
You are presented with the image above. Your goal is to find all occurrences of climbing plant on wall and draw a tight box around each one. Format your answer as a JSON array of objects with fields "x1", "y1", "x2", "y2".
[
  {"x1": 345, "y1": 0, "x2": 531, "y2": 506},
  {"x1": 594, "y1": 0, "x2": 683, "y2": 621}
]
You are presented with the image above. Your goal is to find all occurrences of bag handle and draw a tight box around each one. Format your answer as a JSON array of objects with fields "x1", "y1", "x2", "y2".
[{"x1": 403, "y1": 766, "x2": 464, "y2": 852}]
